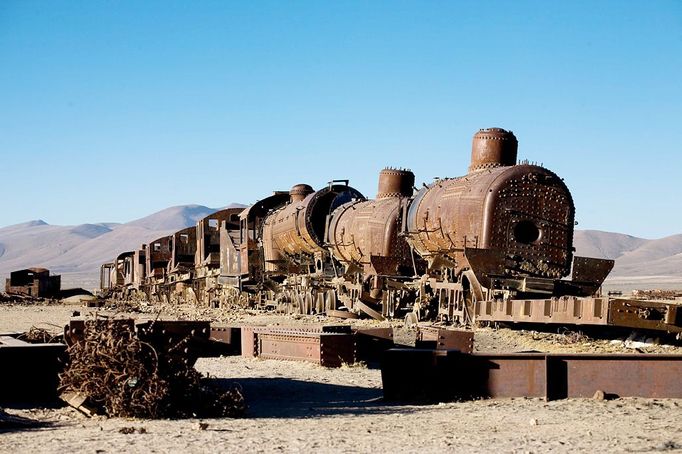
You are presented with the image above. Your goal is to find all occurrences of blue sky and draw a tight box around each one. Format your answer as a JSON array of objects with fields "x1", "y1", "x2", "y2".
[{"x1": 1, "y1": 1, "x2": 680, "y2": 238}]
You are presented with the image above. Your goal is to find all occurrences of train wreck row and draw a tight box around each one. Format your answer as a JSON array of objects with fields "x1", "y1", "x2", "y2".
[{"x1": 95, "y1": 127, "x2": 682, "y2": 338}]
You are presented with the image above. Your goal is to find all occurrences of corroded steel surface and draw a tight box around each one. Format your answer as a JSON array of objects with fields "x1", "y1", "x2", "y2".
[
  {"x1": 146, "y1": 235, "x2": 172, "y2": 280},
  {"x1": 354, "y1": 327, "x2": 394, "y2": 362},
  {"x1": 382, "y1": 350, "x2": 682, "y2": 402},
  {"x1": 376, "y1": 168, "x2": 414, "y2": 199},
  {"x1": 169, "y1": 226, "x2": 197, "y2": 274},
  {"x1": 406, "y1": 163, "x2": 575, "y2": 279},
  {"x1": 263, "y1": 183, "x2": 363, "y2": 273},
  {"x1": 328, "y1": 170, "x2": 415, "y2": 275},
  {"x1": 240, "y1": 325, "x2": 356, "y2": 367},
  {"x1": 415, "y1": 326, "x2": 474, "y2": 353},
  {"x1": 608, "y1": 298, "x2": 682, "y2": 333},
  {"x1": 468, "y1": 127, "x2": 518, "y2": 172},
  {"x1": 195, "y1": 208, "x2": 243, "y2": 269},
  {"x1": 473, "y1": 296, "x2": 682, "y2": 334},
  {"x1": 473, "y1": 296, "x2": 611, "y2": 326}
]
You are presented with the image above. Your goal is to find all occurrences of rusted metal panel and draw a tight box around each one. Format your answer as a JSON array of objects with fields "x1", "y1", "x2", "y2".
[
  {"x1": 457, "y1": 353, "x2": 549, "y2": 399},
  {"x1": 64, "y1": 319, "x2": 135, "y2": 345},
  {"x1": 240, "y1": 325, "x2": 356, "y2": 367},
  {"x1": 474, "y1": 296, "x2": 610, "y2": 326},
  {"x1": 608, "y1": 298, "x2": 682, "y2": 333},
  {"x1": 328, "y1": 171, "x2": 413, "y2": 276},
  {"x1": 196, "y1": 208, "x2": 243, "y2": 269},
  {"x1": 472, "y1": 296, "x2": 682, "y2": 334},
  {"x1": 546, "y1": 354, "x2": 682, "y2": 399},
  {"x1": 241, "y1": 326, "x2": 257, "y2": 357},
  {"x1": 381, "y1": 349, "x2": 459, "y2": 401},
  {"x1": 415, "y1": 326, "x2": 474, "y2": 353},
  {"x1": 168, "y1": 227, "x2": 197, "y2": 277},
  {"x1": 0, "y1": 336, "x2": 66, "y2": 405},
  {"x1": 136, "y1": 320, "x2": 210, "y2": 365},
  {"x1": 146, "y1": 235, "x2": 172, "y2": 281},
  {"x1": 256, "y1": 332, "x2": 355, "y2": 367},
  {"x1": 263, "y1": 183, "x2": 364, "y2": 274},
  {"x1": 66, "y1": 319, "x2": 210, "y2": 365},
  {"x1": 382, "y1": 350, "x2": 682, "y2": 402},
  {"x1": 236, "y1": 191, "x2": 291, "y2": 280},
  {"x1": 354, "y1": 327, "x2": 394, "y2": 362}
]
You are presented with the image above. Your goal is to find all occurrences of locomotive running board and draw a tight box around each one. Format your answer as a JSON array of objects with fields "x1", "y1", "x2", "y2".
[
  {"x1": 473, "y1": 296, "x2": 682, "y2": 334},
  {"x1": 382, "y1": 349, "x2": 682, "y2": 401}
]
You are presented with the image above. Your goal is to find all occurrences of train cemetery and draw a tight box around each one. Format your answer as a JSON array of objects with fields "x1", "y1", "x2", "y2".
[
  {"x1": 2, "y1": 128, "x2": 682, "y2": 451},
  {"x1": 2, "y1": 295, "x2": 682, "y2": 452}
]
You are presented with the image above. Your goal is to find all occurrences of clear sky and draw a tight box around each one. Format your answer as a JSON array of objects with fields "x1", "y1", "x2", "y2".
[{"x1": 1, "y1": 1, "x2": 681, "y2": 238}]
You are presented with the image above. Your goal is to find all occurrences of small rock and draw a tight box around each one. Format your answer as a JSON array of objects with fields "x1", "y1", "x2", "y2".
[
  {"x1": 593, "y1": 390, "x2": 605, "y2": 401},
  {"x1": 196, "y1": 422, "x2": 209, "y2": 431},
  {"x1": 529, "y1": 418, "x2": 538, "y2": 426}
]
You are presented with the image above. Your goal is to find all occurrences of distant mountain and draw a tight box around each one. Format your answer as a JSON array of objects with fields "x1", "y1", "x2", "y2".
[
  {"x1": 0, "y1": 211, "x2": 679, "y2": 292},
  {"x1": 574, "y1": 230, "x2": 682, "y2": 279},
  {"x1": 0, "y1": 204, "x2": 245, "y2": 291},
  {"x1": 573, "y1": 230, "x2": 648, "y2": 260}
]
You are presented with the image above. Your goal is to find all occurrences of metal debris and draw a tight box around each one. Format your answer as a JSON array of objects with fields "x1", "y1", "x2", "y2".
[{"x1": 59, "y1": 318, "x2": 245, "y2": 418}]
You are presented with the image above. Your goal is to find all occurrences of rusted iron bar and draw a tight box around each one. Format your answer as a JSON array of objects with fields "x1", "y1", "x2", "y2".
[
  {"x1": 382, "y1": 350, "x2": 682, "y2": 402},
  {"x1": 415, "y1": 326, "x2": 474, "y2": 353},
  {"x1": 0, "y1": 336, "x2": 66, "y2": 405}
]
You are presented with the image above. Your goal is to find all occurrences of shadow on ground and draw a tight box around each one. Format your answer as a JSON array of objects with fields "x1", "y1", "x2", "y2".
[
  {"x1": 210, "y1": 377, "x2": 412, "y2": 419},
  {"x1": 0, "y1": 409, "x2": 51, "y2": 433}
]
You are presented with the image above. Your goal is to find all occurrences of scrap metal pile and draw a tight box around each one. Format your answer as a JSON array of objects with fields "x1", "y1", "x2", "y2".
[{"x1": 59, "y1": 318, "x2": 245, "y2": 418}]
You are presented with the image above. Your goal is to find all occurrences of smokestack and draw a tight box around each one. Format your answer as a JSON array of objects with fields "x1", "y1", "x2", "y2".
[
  {"x1": 376, "y1": 168, "x2": 415, "y2": 199},
  {"x1": 468, "y1": 128, "x2": 518, "y2": 173},
  {"x1": 289, "y1": 184, "x2": 314, "y2": 202}
]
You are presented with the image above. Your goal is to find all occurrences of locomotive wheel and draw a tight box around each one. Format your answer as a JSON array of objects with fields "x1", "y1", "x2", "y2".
[{"x1": 460, "y1": 270, "x2": 483, "y2": 326}]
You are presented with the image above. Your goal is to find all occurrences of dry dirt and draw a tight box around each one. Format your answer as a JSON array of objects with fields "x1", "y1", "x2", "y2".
[{"x1": 2, "y1": 303, "x2": 682, "y2": 453}]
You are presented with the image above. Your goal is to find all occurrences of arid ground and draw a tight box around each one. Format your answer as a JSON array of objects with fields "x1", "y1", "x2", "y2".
[{"x1": 2, "y1": 303, "x2": 682, "y2": 453}]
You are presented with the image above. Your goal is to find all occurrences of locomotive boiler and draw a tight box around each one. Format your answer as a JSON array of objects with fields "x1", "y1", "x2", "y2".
[{"x1": 398, "y1": 128, "x2": 612, "y2": 322}]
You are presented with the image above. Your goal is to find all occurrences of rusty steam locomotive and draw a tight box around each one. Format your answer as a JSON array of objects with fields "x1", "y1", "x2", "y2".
[{"x1": 101, "y1": 128, "x2": 614, "y2": 324}]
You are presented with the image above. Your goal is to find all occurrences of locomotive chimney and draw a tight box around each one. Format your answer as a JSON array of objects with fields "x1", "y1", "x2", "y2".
[
  {"x1": 289, "y1": 184, "x2": 314, "y2": 202},
  {"x1": 376, "y1": 168, "x2": 415, "y2": 199},
  {"x1": 468, "y1": 128, "x2": 518, "y2": 173}
]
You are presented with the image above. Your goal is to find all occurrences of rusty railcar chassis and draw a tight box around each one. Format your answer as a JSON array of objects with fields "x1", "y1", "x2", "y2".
[{"x1": 100, "y1": 128, "x2": 682, "y2": 336}]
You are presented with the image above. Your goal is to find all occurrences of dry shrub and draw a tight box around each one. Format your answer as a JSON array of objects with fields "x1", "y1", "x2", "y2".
[
  {"x1": 557, "y1": 328, "x2": 589, "y2": 345},
  {"x1": 59, "y1": 319, "x2": 245, "y2": 418},
  {"x1": 18, "y1": 327, "x2": 54, "y2": 344}
]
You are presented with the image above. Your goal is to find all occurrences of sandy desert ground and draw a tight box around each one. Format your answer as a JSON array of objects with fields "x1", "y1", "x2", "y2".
[{"x1": 2, "y1": 303, "x2": 682, "y2": 453}]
